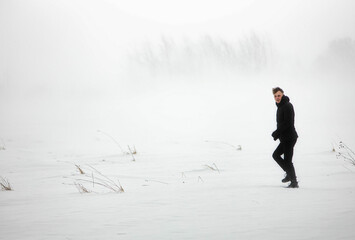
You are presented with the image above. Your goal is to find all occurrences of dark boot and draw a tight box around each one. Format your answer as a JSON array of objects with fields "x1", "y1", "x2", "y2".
[
  {"x1": 287, "y1": 181, "x2": 299, "y2": 188},
  {"x1": 282, "y1": 174, "x2": 291, "y2": 183}
]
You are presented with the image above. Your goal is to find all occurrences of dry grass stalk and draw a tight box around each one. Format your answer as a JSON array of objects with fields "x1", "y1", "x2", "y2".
[
  {"x1": 204, "y1": 163, "x2": 220, "y2": 173},
  {"x1": 0, "y1": 177, "x2": 12, "y2": 191},
  {"x1": 144, "y1": 179, "x2": 169, "y2": 185},
  {"x1": 97, "y1": 130, "x2": 126, "y2": 154},
  {"x1": 75, "y1": 164, "x2": 85, "y2": 174},
  {"x1": 127, "y1": 145, "x2": 136, "y2": 161},
  {"x1": 336, "y1": 141, "x2": 355, "y2": 166},
  {"x1": 116, "y1": 180, "x2": 125, "y2": 192},
  {"x1": 213, "y1": 163, "x2": 220, "y2": 173},
  {"x1": 204, "y1": 164, "x2": 220, "y2": 173},
  {"x1": 75, "y1": 183, "x2": 91, "y2": 194},
  {"x1": 205, "y1": 140, "x2": 242, "y2": 151},
  {"x1": 204, "y1": 164, "x2": 216, "y2": 171}
]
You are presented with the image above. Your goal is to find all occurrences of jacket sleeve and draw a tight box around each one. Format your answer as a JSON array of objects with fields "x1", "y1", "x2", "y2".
[{"x1": 276, "y1": 104, "x2": 294, "y2": 133}]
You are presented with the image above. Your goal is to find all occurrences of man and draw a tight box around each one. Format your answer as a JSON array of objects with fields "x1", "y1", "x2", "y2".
[{"x1": 272, "y1": 87, "x2": 299, "y2": 188}]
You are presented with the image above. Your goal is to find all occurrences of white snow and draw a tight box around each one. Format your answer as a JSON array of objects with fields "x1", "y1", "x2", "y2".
[
  {"x1": 1, "y1": 76, "x2": 355, "y2": 239},
  {"x1": 1, "y1": 0, "x2": 355, "y2": 239},
  {"x1": 1, "y1": 138, "x2": 355, "y2": 239}
]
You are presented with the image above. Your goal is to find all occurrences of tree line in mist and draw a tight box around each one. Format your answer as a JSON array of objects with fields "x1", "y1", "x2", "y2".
[{"x1": 127, "y1": 33, "x2": 355, "y2": 77}]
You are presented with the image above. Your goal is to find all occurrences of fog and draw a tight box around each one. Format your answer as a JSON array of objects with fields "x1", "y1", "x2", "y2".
[{"x1": 1, "y1": 0, "x2": 355, "y2": 153}]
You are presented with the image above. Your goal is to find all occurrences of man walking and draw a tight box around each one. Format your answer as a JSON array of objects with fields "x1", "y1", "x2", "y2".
[{"x1": 272, "y1": 87, "x2": 299, "y2": 188}]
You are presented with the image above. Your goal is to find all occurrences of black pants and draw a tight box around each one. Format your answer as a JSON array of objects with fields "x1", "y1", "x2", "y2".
[{"x1": 272, "y1": 139, "x2": 297, "y2": 182}]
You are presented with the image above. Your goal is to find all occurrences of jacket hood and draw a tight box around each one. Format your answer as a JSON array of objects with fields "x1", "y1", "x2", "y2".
[{"x1": 276, "y1": 95, "x2": 290, "y2": 107}]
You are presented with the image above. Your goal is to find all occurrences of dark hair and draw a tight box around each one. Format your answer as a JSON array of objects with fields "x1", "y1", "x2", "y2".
[{"x1": 272, "y1": 87, "x2": 284, "y2": 94}]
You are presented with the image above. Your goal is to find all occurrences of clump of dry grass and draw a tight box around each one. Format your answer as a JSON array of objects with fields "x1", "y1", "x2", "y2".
[
  {"x1": 0, "y1": 177, "x2": 12, "y2": 191},
  {"x1": 336, "y1": 141, "x2": 355, "y2": 166},
  {"x1": 72, "y1": 165, "x2": 124, "y2": 194},
  {"x1": 128, "y1": 145, "x2": 137, "y2": 154}
]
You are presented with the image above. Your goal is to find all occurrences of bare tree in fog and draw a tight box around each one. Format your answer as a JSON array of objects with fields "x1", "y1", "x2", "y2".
[{"x1": 238, "y1": 32, "x2": 270, "y2": 73}]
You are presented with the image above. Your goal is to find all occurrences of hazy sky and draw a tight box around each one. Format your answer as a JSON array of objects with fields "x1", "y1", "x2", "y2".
[
  {"x1": 110, "y1": 0, "x2": 355, "y2": 28},
  {"x1": 1, "y1": 0, "x2": 354, "y2": 149},
  {"x1": 111, "y1": 0, "x2": 255, "y2": 25},
  {"x1": 1, "y1": 0, "x2": 355, "y2": 87}
]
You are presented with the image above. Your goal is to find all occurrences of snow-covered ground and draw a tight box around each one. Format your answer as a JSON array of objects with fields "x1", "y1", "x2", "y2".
[
  {"x1": 1, "y1": 0, "x2": 355, "y2": 239},
  {"x1": 1, "y1": 133, "x2": 355, "y2": 239},
  {"x1": 1, "y1": 75, "x2": 355, "y2": 240}
]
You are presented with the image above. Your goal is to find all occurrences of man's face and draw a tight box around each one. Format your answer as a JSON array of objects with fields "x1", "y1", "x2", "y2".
[{"x1": 274, "y1": 91, "x2": 283, "y2": 104}]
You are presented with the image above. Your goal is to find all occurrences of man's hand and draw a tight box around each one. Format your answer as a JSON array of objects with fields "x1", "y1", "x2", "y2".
[{"x1": 272, "y1": 130, "x2": 279, "y2": 141}]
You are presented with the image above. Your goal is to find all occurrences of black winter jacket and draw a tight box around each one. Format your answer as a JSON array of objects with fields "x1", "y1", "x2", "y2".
[{"x1": 272, "y1": 95, "x2": 298, "y2": 142}]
